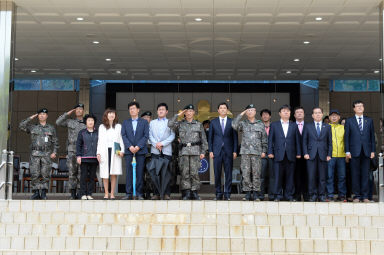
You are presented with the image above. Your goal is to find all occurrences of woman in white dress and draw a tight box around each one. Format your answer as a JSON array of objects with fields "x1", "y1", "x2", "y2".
[{"x1": 97, "y1": 108, "x2": 124, "y2": 199}]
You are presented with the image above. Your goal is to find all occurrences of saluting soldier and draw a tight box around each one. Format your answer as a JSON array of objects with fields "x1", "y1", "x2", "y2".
[
  {"x1": 56, "y1": 103, "x2": 86, "y2": 199},
  {"x1": 168, "y1": 104, "x2": 208, "y2": 200},
  {"x1": 19, "y1": 108, "x2": 59, "y2": 200},
  {"x1": 232, "y1": 104, "x2": 268, "y2": 201}
]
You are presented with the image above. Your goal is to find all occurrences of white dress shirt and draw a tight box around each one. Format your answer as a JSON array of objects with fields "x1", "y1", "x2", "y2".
[
  {"x1": 280, "y1": 119, "x2": 289, "y2": 137},
  {"x1": 219, "y1": 116, "x2": 228, "y2": 132},
  {"x1": 314, "y1": 121, "x2": 322, "y2": 132}
]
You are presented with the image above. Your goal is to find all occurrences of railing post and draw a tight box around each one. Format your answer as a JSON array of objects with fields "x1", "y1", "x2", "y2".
[
  {"x1": 379, "y1": 153, "x2": 384, "y2": 202},
  {"x1": 6, "y1": 151, "x2": 14, "y2": 200},
  {"x1": 0, "y1": 149, "x2": 8, "y2": 200}
]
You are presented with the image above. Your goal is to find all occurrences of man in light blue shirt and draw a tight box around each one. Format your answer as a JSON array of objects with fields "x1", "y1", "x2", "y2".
[{"x1": 149, "y1": 103, "x2": 175, "y2": 199}]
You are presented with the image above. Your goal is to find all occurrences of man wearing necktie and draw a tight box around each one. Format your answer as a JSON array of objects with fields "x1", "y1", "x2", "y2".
[
  {"x1": 303, "y1": 107, "x2": 332, "y2": 202},
  {"x1": 344, "y1": 100, "x2": 375, "y2": 203},
  {"x1": 208, "y1": 102, "x2": 238, "y2": 200},
  {"x1": 268, "y1": 105, "x2": 302, "y2": 201},
  {"x1": 294, "y1": 106, "x2": 308, "y2": 201},
  {"x1": 121, "y1": 102, "x2": 149, "y2": 200}
]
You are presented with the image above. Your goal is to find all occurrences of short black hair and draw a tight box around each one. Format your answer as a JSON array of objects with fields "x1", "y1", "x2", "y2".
[
  {"x1": 217, "y1": 102, "x2": 229, "y2": 109},
  {"x1": 260, "y1": 109, "x2": 271, "y2": 116},
  {"x1": 279, "y1": 105, "x2": 291, "y2": 112},
  {"x1": 312, "y1": 107, "x2": 323, "y2": 113},
  {"x1": 294, "y1": 106, "x2": 305, "y2": 113},
  {"x1": 352, "y1": 100, "x2": 364, "y2": 108},
  {"x1": 323, "y1": 116, "x2": 329, "y2": 120},
  {"x1": 83, "y1": 114, "x2": 97, "y2": 123},
  {"x1": 157, "y1": 103, "x2": 168, "y2": 110},
  {"x1": 128, "y1": 102, "x2": 140, "y2": 109},
  {"x1": 202, "y1": 120, "x2": 210, "y2": 125}
]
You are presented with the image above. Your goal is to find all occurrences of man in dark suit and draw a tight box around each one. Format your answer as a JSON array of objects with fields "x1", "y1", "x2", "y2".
[
  {"x1": 208, "y1": 102, "x2": 238, "y2": 200},
  {"x1": 268, "y1": 105, "x2": 301, "y2": 201},
  {"x1": 344, "y1": 100, "x2": 375, "y2": 203},
  {"x1": 303, "y1": 107, "x2": 332, "y2": 202},
  {"x1": 293, "y1": 106, "x2": 308, "y2": 201},
  {"x1": 121, "y1": 102, "x2": 149, "y2": 200}
]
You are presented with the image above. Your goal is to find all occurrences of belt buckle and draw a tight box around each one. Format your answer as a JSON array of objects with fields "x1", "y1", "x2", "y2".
[{"x1": 187, "y1": 142, "x2": 191, "y2": 147}]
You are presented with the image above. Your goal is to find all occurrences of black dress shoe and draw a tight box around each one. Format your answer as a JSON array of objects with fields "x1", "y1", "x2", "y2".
[
  {"x1": 223, "y1": 196, "x2": 231, "y2": 201},
  {"x1": 137, "y1": 196, "x2": 145, "y2": 200},
  {"x1": 121, "y1": 195, "x2": 133, "y2": 200},
  {"x1": 214, "y1": 195, "x2": 223, "y2": 201},
  {"x1": 31, "y1": 190, "x2": 40, "y2": 200}
]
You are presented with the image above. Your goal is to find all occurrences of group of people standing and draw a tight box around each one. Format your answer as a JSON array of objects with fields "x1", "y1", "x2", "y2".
[{"x1": 19, "y1": 99, "x2": 376, "y2": 202}]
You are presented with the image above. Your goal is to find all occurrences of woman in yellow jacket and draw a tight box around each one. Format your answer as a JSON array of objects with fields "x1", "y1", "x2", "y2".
[{"x1": 327, "y1": 110, "x2": 347, "y2": 202}]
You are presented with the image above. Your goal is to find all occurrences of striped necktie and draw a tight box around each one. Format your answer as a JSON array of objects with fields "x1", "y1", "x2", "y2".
[{"x1": 358, "y1": 117, "x2": 363, "y2": 133}]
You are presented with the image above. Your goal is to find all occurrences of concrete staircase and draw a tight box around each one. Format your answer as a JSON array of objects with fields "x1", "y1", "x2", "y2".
[{"x1": 1, "y1": 200, "x2": 384, "y2": 254}]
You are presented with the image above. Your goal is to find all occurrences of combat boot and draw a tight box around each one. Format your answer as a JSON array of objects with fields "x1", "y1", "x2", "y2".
[
  {"x1": 40, "y1": 189, "x2": 47, "y2": 200},
  {"x1": 182, "y1": 190, "x2": 191, "y2": 200},
  {"x1": 191, "y1": 190, "x2": 201, "y2": 200},
  {"x1": 70, "y1": 189, "x2": 77, "y2": 200},
  {"x1": 30, "y1": 190, "x2": 40, "y2": 200}
]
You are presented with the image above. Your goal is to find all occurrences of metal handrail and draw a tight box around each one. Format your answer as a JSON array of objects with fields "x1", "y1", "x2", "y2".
[
  {"x1": 0, "y1": 149, "x2": 14, "y2": 200},
  {"x1": 379, "y1": 153, "x2": 384, "y2": 202}
]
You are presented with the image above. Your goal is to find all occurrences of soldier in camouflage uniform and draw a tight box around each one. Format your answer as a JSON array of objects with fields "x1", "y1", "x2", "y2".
[
  {"x1": 168, "y1": 104, "x2": 208, "y2": 200},
  {"x1": 232, "y1": 104, "x2": 268, "y2": 201},
  {"x1": 19, "y1": 108, "x2": 59, "y2": 200},
  {"x1": 56, "y1": 104, "x2": 86, "y2": 199}
]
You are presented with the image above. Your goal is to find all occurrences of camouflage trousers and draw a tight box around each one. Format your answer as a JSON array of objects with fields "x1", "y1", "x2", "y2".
[
  {"x1": 179, "y1": 155, "x2": 201, "y2": 191},
  {"x1": 67, "y1": 152, "x2": 80, "y2": 190},
  {"x1": 30, "y1": 155, "x2": 52, "y2": 190},
  {"x1": 241, "y1": 154, "x2": 262, "y2": 192}
]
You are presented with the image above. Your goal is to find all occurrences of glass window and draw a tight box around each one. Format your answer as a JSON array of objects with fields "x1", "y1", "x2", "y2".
[
  {"x1": 14, "y1": 79, "x2": 41, "y2": 90},
  {"x1": 41, "y1": 80, "x2": 74, "y2": 90}
]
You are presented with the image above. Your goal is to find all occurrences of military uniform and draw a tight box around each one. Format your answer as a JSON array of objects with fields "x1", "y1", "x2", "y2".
[
  {"x1": 168, "y1": 105, "x2": 208, "y2": 199},
  {"x1": 19, "y1": 109, "x2": 59, "y2": 197},
  {"x1": 232, "y1": 105, "x2": 268, "y2": 199},
  {"x1": 56, "y1": 107, "x2": 86, "y2": 193}
]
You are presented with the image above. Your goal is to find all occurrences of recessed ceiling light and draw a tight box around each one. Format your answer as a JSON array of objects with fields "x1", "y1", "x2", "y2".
[
  {"x1": 30, "y1": 70, "x2": 36, "y2": 73},
  {"x1": 105, "y1": 58, "x2": 111, "y2": 62},
  {"x1": 76, "y1": 17, "x2": 84, "y2": 21},
  {"x1": 14, "y1": 58, "x2": 19, "y2": 61},
  {"x1": 303, "y1": 41, "x2": 310, "y2": 44},
  {"x1": 194, "y1": 18, "x2": 203, "y2": 22},
  {"x1": 116, "y1": 70, "x2": 121, "y2": 74},
  {"x1": 374, "y1": 70, "x2": 380, "y2": 74},
  {"x1": 293, "y1": 58, "x2": 300, "y2": 62},
  {"x1": 92, "y1": 41, "x2": 100, "y2": 44},
  {"x1": 286, "y1": 70, "x2": 292, "y2": 74},
  {"x1": 315, "y1": 17, "x2": 323, "y2": 21},
  {"x1": 379, "y1": 58, "x2": 382, "y2": 61}
]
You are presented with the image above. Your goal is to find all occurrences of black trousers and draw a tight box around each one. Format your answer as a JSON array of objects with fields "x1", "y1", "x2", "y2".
[
  {"x1": 260, "y1": 157, "x2": 274, "y2": 199},
  {"x1": 80, "y1": 162, "x2": 98, "y2": 196},
  {"x1": 213, "y1": 150, "x2": 233, "y2": 198},
  {"x1": 273, "y1": 154, "x2": 296, "y2": 200},
  {"x1": 294, "y1": 157, "x2": 308, "y2": 201},
  {"x1": 307, "y1": 153, "x2": 327, "y2": 200},
  {"x1": 350, "y1": 153, "x2": 370, "y2": 200}
]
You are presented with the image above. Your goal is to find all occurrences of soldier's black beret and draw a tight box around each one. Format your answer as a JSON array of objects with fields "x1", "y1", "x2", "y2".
[
  {"x1": 245, "y1": 104, "x2": 256, "y2": 110},
  {"x1": 141, "y1": 111, "x2": 152, "y2": 117},
  {"x1": 184, "y1": 104, "x2": 194, "y2": 110},
  {"x1": 37, "y1": 108, "x2": 48, "y2": 114},
  {"x1": 74, "y1": 103, "x2": 85, "y2": 109}
]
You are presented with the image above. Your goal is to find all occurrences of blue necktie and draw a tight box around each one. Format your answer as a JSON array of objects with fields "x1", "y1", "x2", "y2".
[
  {"x1": 221, "y1": 119, "x2": 225, "y2": 134},
  {"x1": 316, "y1": 123, "x2": 320, "y2": 136},
  {"x1": 358, "y1": 117, "x2": 363, "y2": 133}
]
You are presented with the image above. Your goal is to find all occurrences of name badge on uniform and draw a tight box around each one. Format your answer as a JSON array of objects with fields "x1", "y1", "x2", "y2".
[{"x1": 45, "y1": 136, "x2": 49, "y2": 143}]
